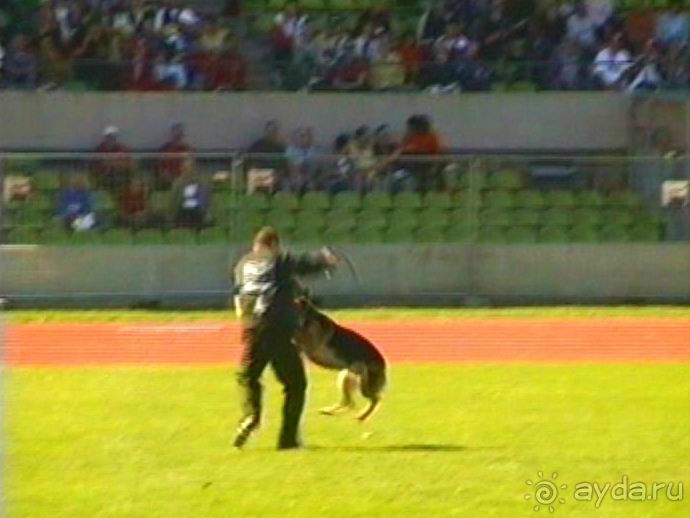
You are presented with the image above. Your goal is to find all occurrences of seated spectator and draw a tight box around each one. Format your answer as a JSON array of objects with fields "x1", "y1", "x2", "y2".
[
  {"x1": 422, "y1": 23, "x2": 478, "y2": 89},
  {"x1": 170, "y1": 157, "x2": 210, "y2": 229},
  {"x1": 477, "y1": 0, "x2": 519, "y2": 63},
  {"x1": 93, "y1": 125, "x2": 134, "y2": 191},
  {"x1": 354, "y1": 23, "x2": 388, "y2": 63},
  {"x1": 417, "y1": 2, "x2": 451, "y2": 43},
  {"x1": 285, "y1": 127, "x2": 319, "y2": 192},
  {"x1": 656, "y1": 1, "x2": 689, "y2": 47},
  {"x1": 565, "y1": 0, "x2": 599, "y2": 52},
  {"x1": 592, "y1": 32, "x2": 632, "y2": 89},
  {"x1": 198, "y1": 18, "x2": 230, "y2": 53},
  {"x1": 57, "y1": 174, "x2": 96, "y2": 231},
  {"x1": 3, "y1": 34, "x2": 37, "y2": 88},
  {"x1": 324, "y1": 134, "x2": 356, "y2": 194},
  {"x1": 273, "y1": 2, "x2": 308, "y2": 63},
  {"x1": 153, "y1": 47, "x2": 188, "y2": 90},
  {"x1": 328, "y1": 45, "x2": 370, "y2": 91},
  {"x1": 0, "y1": 34, "x2": 5, "y2": 84},
  {"x1": 158, "y1": 123, "x2": 193, "y2": 186},
  {"x1": 397, "y1": 32, "x2": 424, "y2": 84},
  {"x1": 550, "y1": 39, "x2": 588, "y2": 90},
  {"x1": 396, "y1": 114, "x2": 443, "y2": 192},
  {"x1": 117, "y1": 177, "x2": 156, "y2": 229},
  {"x1": 347, "y1": 126, "x2": 378, "y2": 189},
  {"x1": 206, "y1": 34, "x2": 247, "y2": 90},
  {"x1": 627, "y1": 39, "x2": 663, "y2": 92},
  {"x1": 370, "y1": 46, "x2": 406, "y2": 91},
  {"x1": 247, "y1": 120, "x2": 288, "y2": 178}
]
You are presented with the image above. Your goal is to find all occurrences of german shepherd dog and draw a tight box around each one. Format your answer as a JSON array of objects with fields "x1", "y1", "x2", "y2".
[{"x1": 293, "y1": 296, "x2": 387, "y2": 421}]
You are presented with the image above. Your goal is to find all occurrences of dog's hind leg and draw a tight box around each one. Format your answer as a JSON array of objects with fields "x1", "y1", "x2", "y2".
[
  {"x1": 356, "y1": 397, "x2": 380, "y2": 421},
  {"x1": 319, "y1": 370, "x2": 358, "y2": 416},
  {"x1": 356, "y1": 365, "x2": 385, "y2": 421}
]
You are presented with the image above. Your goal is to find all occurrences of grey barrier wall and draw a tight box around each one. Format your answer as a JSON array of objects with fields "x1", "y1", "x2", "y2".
[
  {"x1": 1, "y1": 244, "x2": 688, "y2": 307},
  {"x1": 0, "y1": 92, "x2": 629, "y2": 151}
]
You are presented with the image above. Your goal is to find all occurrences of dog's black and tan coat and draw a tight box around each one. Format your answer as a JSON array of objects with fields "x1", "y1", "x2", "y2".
[{"x1": 293, "y1": 297, "x2": 387, "y2": 421}]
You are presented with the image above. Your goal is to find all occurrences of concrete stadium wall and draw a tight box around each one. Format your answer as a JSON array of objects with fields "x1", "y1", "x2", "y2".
[
  {"x1": 1, "y1": 244, "x2": 688, "y2": 307},
  {"x1": 0, "y1": 92, "x2": 630, "y2": 151}
]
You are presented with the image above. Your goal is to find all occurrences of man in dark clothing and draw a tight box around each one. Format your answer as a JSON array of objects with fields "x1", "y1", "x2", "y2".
[{"x1": 233, "y1": 227, "x2": 339, "y2": 449}]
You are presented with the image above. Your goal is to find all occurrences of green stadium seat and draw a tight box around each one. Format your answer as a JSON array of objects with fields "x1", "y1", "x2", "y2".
[
  {"x1": 446, "y1": 224, "x2": 475, "y2": 242},
  {"x1": 415, "y1": 227, "x2": 446, "y2": 243},
  {"x1": 601, "y1": 208, "x2": 634, "y2": 226},
  {"x1": 538, "y1": 225, "x2": 569, "y2": 243},
  {"x1": 295, "y1": 209, "x2": 327, "y2": 230},
  {"x1": 228, "y1": 223, "x2": 258, "y2": 242},
  {"x1": 423, "y1": 192, "x2": 454, "y2": 209},
  {"x1": 449, "y1": 207, "x2": 476, "y2": 226},
  {"x1": 483, "y1": 190, "x2": 515, "y2": 209},
  {"x1": 383, "y1": 226, "x2": 414, "y2": 243},
  {"x1": 290, "y1": 226, "x2": 322, "y2": 243},
  {"x1": 387, "y1": 209, "x2": 418, "y2": 231},
  {"x1": 569, "y1": 224, "x2": 599, "y2": 243},
  {"x1": 453, "y1": 190, "x2": 475, "y2": 207},
  {"x1": 150, "y1": 191, "x2": 170, "y2": 213},
  {"x1": 505, "y1": 226, "x2": 538, "y2": 243},
  {"x1": 322, "y1": 227, "x2": 351, "y2": 243},
  {"x1": 240, "y1": 193, "x2": 269, "y2": 210},
  {"x1": 167, "y1": 229, "x2": 198, "y2": 244},
  {"x1": 353, "y1": 226, "x2": 384, "y2": 243},
  {"x1": 633, "y1": 211, "x2": 661, "y2": 227},
  {"x1": 599, "y1": 224, "x2": 630, "y2": 242},
  {"x1": 40, "y1": 226, "x2": 71, "y2": 244},
  {"x1": 31, "y1": 171, "x2": 61, "y2": 192},
  {"x1": 234, "y1": 208, "x2": 265, "y2": 229},
  {"x1": 363, "y1": 192, "x2": 393, "y2": 210},
  {"x1": 332, "y1": 192, "x2": 361, "y2": 210},
  {"x1": 93, "y1": 191, "x2": 116, "y2": 213},
  {"x1": 512, "y1": 208, "x2": 541, "y2": 226},
  {"x1": 479, "y1": 226, "x2": 506, "y2": 243},
  {"x1": 357, "y1": 208, "x2": 388, "y2": 229},
  {"x1": 629, "y1": 224, "x2": 661, "y2": 242},
  {"x1": 270, "y1": 192, "x2": 300, "y2": 210},
  {"x1": 576, "y1": 191, "x2": 605, "y2": 208},
  {"x1": 265, "y1": 209, "x2": 297, "y2": 231},
  {"x1": 459, "y1": 171, "x2": 487, "y2": 190},
  {"x1": 301, "y1": 192, "x2": 330, "y2": 210},
  {"x1": 544, "y1": 190, "x2": 576, "y2": 209},
  {"x1": 487, "y1": 169, "x2": 524, "y2": 190},
  {"x1": 480, "y1": 208, "x2": 512, "y2": 228},
  {"x1": 198, "y1": 227, "x2": 228, "y2": 244},
  {"x1": 7, "y1": 226, "x2": 40, "y2": 244},
  {"x1": 70, "y1": 230, "x2": 102, "y2": 245},
  {"x1": 134, "y1": 229, "x2": 165, "y2": 244},
  {"x1": 607, "y1": 190, "x2": 642, "y2": 210},
  {"x1": 326, "y1": 209, "x2": 357, "y2": 230},
  {"x1": 514, "y1": 190, "x2": 545, "y2": 209},
  {"x1": 101, "y1": 229, "x2": 132, "y2": 244},
  {"x1": 394, "y1": 192, "x2": 423, "y2": 209},
  {"x1": 572, "y1": 207, "x2": 601, "y2": 226},
  {"x1": 542, "y1": 208, "x2": 573, "y2": 226},
  {"x1": 417, "y1": 209, "x2": 450, "y2": 229}
]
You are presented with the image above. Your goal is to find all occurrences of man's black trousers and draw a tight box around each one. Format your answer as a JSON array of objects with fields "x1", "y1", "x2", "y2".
[{"x1": 237, "y1": 318, "x2": 307, "y2": 449}]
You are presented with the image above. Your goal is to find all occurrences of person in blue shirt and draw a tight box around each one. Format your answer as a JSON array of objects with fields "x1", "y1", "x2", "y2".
[{"x1": 57, "y1": 174, "x2": 95, "y2": 230}]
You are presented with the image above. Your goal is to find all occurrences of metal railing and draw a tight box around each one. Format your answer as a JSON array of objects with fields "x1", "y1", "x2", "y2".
[{"x1": 0, "y1": 151, "x2": 688, "y2": 245}]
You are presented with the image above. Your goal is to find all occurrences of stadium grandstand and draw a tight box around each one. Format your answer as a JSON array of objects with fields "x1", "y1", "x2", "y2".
[{"x1": 0, "y1": 0, "x2": 690, "y2": 92}]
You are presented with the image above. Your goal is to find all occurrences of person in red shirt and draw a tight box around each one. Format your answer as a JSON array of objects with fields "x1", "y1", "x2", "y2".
[
  {"x1": 92, "y1": 126, "x2": 134, "y2": 192},
  {"x1": 390, "y1": 115, "x2": 444, "y2": 192},
  {"x1": 117, "y1": 177, "x2": 153, "y2": 229},
  {"x1": 158, "y1": 123, "x2": 193, "y2": 186}
]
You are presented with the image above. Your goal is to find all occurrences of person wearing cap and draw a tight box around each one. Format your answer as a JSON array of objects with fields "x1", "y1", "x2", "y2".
[
  {"x1": 93, "y1": 125, "x2": 133, "y2": 191},
  {"x1": 158, "y1": 123, "x2": 193, "y2": 186},
  {"x1": 232, "y1": 227, "x2": 339, "y2": 450}
]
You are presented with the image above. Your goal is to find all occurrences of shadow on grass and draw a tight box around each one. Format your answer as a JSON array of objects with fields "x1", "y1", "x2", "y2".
[{"x1": 307, "y1": 443, "x2": 470, "y2": 453}]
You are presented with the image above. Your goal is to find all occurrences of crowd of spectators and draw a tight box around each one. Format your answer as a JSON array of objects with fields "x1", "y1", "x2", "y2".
[
  {"x1": 272, "y1": 0, "x2": 690, "y2": 92},
  {"x1": 245, "y1": 115, "x2": 445, "y2": 193},
  {"x1": 0, "y1": 0, "x2": 247, "y2": 90},
  {"x1": 2, "y1": 0, "x2": 690, "y2": 92}
]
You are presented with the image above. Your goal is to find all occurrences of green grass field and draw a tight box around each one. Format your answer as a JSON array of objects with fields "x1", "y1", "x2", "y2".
[{"x1": 6, "y1": 364, "x2": 690, "y2": 517}]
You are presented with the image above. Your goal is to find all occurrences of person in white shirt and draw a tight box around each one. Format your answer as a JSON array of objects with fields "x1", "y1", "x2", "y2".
[
  {"x1": 566, "y1": 0, "x2": 598, "y2": 50},
  {"x1": 592, "y1": 32, "x2": 632, "y2": 89}
]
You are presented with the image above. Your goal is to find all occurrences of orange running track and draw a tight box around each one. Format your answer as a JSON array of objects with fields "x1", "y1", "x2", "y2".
[{"x1": 4, "y1": 319, "x2": 690, "y2": 366}]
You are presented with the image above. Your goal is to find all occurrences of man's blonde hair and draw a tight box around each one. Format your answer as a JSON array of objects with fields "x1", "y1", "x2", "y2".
[{"x1": 253, "y1": 226, "x2": 280, "y2": 248}]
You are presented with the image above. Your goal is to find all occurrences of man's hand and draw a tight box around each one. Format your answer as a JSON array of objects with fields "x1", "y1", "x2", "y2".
[{"x1": 321, "y1": 247, "x2": 341, "y2": 267}]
